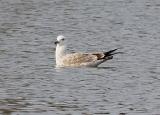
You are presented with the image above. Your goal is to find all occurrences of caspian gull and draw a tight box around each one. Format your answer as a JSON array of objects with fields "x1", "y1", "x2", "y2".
[{"x1": 55, "y1": 35, "x2": 119, "y2": 67}]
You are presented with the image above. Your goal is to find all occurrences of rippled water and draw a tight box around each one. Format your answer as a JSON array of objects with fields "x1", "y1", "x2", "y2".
[{"x1": 0, "y1": 0, "x2": 160, "y2": 115}]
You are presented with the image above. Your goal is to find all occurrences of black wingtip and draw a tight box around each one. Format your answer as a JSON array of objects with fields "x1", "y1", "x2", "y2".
[
  {"x1": 104, "y1": 48, "x2": 122, "y2": 57},
  {"x1": 104, "y1": 48, "x2": 118, "y2": 55}
]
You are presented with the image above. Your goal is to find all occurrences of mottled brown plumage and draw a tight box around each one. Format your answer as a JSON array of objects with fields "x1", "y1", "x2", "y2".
[
  {"x1": 62, "y1": 53, "x2": 98, "y2": 65},
  {"x1": 55, "y1": 35, "x2": 119, "y2": 67}
]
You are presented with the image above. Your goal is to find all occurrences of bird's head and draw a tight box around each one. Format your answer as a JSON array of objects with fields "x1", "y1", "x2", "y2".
[{"x1": 55, "y1": 35, "x2": 65, "y2": 46}]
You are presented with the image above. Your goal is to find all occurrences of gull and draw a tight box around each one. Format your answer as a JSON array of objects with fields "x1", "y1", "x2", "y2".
[{"x1": 55, "y1": 35, "x2": 119, "y2": 67}]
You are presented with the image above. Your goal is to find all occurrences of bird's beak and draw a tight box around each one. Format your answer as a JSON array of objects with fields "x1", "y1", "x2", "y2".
[{"x1": 54, "y1": 41, "x2": 59, "y2": 45}]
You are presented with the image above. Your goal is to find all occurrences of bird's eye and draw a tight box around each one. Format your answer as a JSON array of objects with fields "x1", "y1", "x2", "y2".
[{"x1": 62, "y1": 38, "x2": 64, "y2": 41}]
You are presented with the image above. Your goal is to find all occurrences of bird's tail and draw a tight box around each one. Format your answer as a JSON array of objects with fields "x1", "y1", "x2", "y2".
[{"x1": 104, "y1": 48, "x2": 122, "y2": 58}]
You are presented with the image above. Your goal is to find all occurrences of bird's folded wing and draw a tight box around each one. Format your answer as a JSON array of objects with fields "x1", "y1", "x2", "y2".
[{"x1": 62, "y1": 53, "x2": 102, "y2": 65}]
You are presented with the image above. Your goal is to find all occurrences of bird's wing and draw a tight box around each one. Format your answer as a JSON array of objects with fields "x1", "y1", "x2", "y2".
[{"x1": 62, "y1": 52, "x2": 105, "y2": 65}]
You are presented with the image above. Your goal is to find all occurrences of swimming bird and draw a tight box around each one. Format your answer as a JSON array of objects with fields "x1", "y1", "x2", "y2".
[{"x1": 55, "y1": 35, "x2": 119, "y2": 67}]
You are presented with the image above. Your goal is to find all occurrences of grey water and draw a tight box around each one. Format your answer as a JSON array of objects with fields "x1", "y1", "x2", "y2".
[{"x1": 0, "y1": 0, "x2": 160, "y2": 115}]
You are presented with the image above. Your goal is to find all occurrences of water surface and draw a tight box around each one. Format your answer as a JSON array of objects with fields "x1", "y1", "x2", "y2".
[{"x1": 0, "y1": 0, "x2": 160, "y2": 115}]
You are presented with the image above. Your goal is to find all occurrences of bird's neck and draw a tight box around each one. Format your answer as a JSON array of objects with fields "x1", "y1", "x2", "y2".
[{"x1": 56, "y1": 45, "x2": 66, "y2": 63}]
